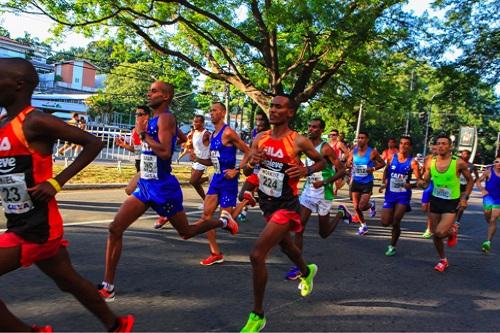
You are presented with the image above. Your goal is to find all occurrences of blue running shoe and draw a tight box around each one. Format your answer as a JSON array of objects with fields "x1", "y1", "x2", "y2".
[
  {"x1": 369, "y1": 199, "x2": 376, "y2": 217},
  {"x1": 285, "y1": 266, "x2": 302, "y2": 280}
]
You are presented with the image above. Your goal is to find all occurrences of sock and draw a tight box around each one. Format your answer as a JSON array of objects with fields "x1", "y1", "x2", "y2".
[
  {"x1": 220, "y1": 218, "x2": 228, "y2": 228},
  {"x1": 251, "y1": 311, "x2": 265, "y2": 319},
  {"x1": 360, "y1": 223, "x2": 366, "y2": 228},
  {"x1": 102, "y1": 281, "x2": 114, "y2": 290}
]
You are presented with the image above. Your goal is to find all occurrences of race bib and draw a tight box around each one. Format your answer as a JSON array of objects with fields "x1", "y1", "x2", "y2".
[
  {"x1": 140, "y1": 154, "x2": 158, "y2": 180},
  {"x1": 211, "y1": 156, "x2": 221, "y2": 174},
  {"x1": 259, "y1": 168, "x2": 285, "y2": 197},
  {"x1": 433, "y1": 186, "x2": 452, "y2": 200},
  {"x1": 0, "y1": 173, "x2": 34, "y2": 214},
  {"x1": 353, "y1": 164, "x2": 368, "y2": 177},
  {"x1": 308, "y1": 172, "x2": 322, "y2": 185},
  {"x1": 390, "y1": 177, "x2": 407, "y2": 192},
  {"x1": 133, "y1": 144, "x2": 142, "y2": 160}
]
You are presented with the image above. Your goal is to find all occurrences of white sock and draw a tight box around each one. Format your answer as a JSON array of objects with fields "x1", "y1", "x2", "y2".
[
  {"x1": 102, "y1": 281, "x2": 114, "y2": 290},
  {"x1": 220, "y1": 218, "x2": 228, "y2": 228}
]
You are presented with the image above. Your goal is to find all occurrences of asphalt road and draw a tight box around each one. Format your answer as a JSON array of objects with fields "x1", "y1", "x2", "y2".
[{"x1": 1, "y1": 187, "x2": 499, "y2": 332}]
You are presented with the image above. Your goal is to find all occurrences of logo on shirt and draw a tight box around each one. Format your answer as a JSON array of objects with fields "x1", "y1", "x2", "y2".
[
  {"x1": 0, "y1": 157, "x2": 16, "y2": 173},
  {"x1": 0, "y1": 137, "x2": 11, "y2": 151},
  {"x1": 264, "y1": 146, "x2": 284, "y2": 158}
]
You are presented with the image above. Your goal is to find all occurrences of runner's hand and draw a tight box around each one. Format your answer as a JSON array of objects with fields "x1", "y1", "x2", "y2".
[
  {"x1": 378, "y1": 184, "x2": 386, "y2": 193},
  {"x1": 115, "y1": 137, "x2": 125, "y2": 147},
  {"x1": 250, "y1": 148, "x2": 265, "y2": 165},
  {"x1": 313, "y1": 180, "x2": 323, "y2": 189},
  {"x1": 224, "y1": 169, "x2": 240, "y2": 179},
  {"x1": 421, "y1": 203, "x2": 429, "y2": 211},
  {"x1": 286, "y1": 165, "x2": 307, "y2": 179},
  {"x1": 417, "y1": 179, "x2": 427, "y2": 188},
  {"x1": 458, "y1": 199, "x2": 468, "y2": 209},
  {"x1": 481, "y1": 189, "x2": 488, "y2": 197},
  {"x1": 28, "y1": 182, "x2": 57, "y2": 202}
]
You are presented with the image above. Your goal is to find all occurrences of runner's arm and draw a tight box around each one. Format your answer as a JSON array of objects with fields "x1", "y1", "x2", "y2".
[
  {"x1": 141, "y1": 112, "x2": 176, "y2": 160},
  {"x1": 287, "y1": 135, "x2": 325, "y2": 178},
  {"x1": 475, "y1": 168, "x2": 490, "y2": 195},
  {"x1": 371, "y1": 148, "x2": 386, "y2": 171},
  {"x1": 457, "y1": 159, "x2": 474, "y2": 201},
  {"x1": 322, "y1": 144, "x2": 345, "y2": 184},
  {"x1": 177, "y1": 129, "x2": 188, "y2": 145},
  {"x1": 243, "y1": 132, "x2": 264, "y2": 176}
]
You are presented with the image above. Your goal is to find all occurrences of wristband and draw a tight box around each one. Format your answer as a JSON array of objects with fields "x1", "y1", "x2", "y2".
[
  {"x1": 46, "y1": 178, "x2": 62, "y2": 193},
  {"x1": 246, "y1": 162, "x2": 255, "y2": 169}
]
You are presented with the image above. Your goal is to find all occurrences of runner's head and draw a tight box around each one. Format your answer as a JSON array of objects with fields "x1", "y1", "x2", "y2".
[
  {"x1": 494, "y1": 154, "x2": 500, "y2": 170},
  {"x1": 387, "y1": 137, "x2": 397, "y2": 149},
  {"x1": 308, "y1": 118, "x2": 325, "y2": 140},
  {"x1": 460, "y1": 149, "x2": 471, "y2": 161},
  {"x1": 209, "y1": 102, "x2": 226, "y2": 125},
  {"x1": 357, "y1": 131, "x2": 369, "y2": 148},
  {"x1": 329, "y1": 129, "x2": 339, "y2": 141},
  {"x1": 255, "y1": 119, "x2": 267, "y2": 133},
  {"x1": 147, "y1": 81, "x2": 174, "y2": 110},
  {"x1": 0, "y1": 57, "x2": 39, "y2": 109},
  {"x1": 399, "y1": 135, "x2": 412, "y2": 154},
  {"x1": 435, "y1": 134, "x2": 452, "y2": 156},
  {"x1": 269, "y1": 94, "x2": 298, "y2": 126},
  {"x1": 255, "y1": 110, "x2": 270, "y2": 131},
  {"x1": 192, "y1": 114, "x2": 205, "y2": 130},
  {"x1": 135, "y1": 105, "x2": 150, "y2": 121}
]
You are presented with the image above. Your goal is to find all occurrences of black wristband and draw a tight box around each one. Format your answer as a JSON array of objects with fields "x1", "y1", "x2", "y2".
[{"x1": 139, "y1": 131, "x2": 147, "y2": 140}]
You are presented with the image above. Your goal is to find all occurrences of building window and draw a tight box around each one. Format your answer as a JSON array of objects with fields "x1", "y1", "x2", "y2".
[{"x1": 74, "y1": 78, "x2": 80, "y2": 83}]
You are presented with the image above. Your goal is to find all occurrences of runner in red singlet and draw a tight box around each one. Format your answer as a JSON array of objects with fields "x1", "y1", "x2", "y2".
[{"x1": 0, "y1": 58, "x2": 133, "y2": 332}]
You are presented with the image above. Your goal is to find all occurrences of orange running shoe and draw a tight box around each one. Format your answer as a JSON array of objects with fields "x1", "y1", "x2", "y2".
[
  {"x1": 200, "y1": 253, "x2": 224, "y2": 266},
  {"x1": 31, "y1": 325, "x2": 53, "y2": 333},
  {"x1": 352, "y1": 214, "x2": 360, "y2": 223},
  {"x1": 221, "y1": 210, "x2": 238, "y2": 235},
  {"x1": 154, "y1": 216, "x2": 169, "y2": 229},
  {"x1": 113, "y1": 315, "x2": 135, "y2": 333},
  {"x1": 447, "y1": 223, "x2": 459, "y2": 247},
  {"x1": 97, "y1": 283, "x2": 115, "y2": 302},
  {"x1": 434, "y1": 258, "x2": 449, "y2": 272},
  {"x1": 243, "y1": 191, "x2": 257, "y2": 207}
]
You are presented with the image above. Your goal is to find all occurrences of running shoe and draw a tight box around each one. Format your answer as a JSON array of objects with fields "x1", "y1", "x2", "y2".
[
  {"x1": 482, "y1": 240, "x2": 491, "y2": 253},
  {"x1": 285, "y1": 266, "x2": 302, "y2": 280},
  {"x1": 97, "y1": 283, "x2": 115, "y2": 302},
  {"x1": 385, "y1": 245, "x2": 396, "y2": 256},
  {"x1": 200, "y1": 253, "x2": 224, "y2": 266},
  {"x1": 243, "y1": 191, "x2": 257, "y2": 207},
  {"x1": 369, "y1": 199, "x2": 376, "y2": 217},
  {"x1": 31, "y1": 325, "x2": 53, "y2": 333},
  {"x1": 237, "y1": 212, "x2": 247, "y2": 223},
  {"x1": 298, "y1": 264, "x2": 318, "y2": 297},
  {"x1": 447, "y1": 223, "x2": 459, "y2": 247},
  {"x1": 113, "y1": 314, "x2": 135, "y2": 333},
  {"x1": 422, "y1": 229, "x2": 432, "y2": 239},
  {"x1": 357, "y1": 225, "x2": 368, "y2": 236},
  {"x1": 434, "y1": 258, "x2": 449, "y2": 272},
  {"x1": 352, "y1": 214, "x2": 360, "y2": 223},
  {"x1": 240, "y1": 312, "x2": 266, "y2": 333},
  {"x1": 221, "y1": 210, "x2": 239, "y2": 235},
  {"x1": 337, "y1": 205, "x2": 352, "y2": 224},
  {"x1": 154, "y1": 216, "x2": 169, "y2": 229}
]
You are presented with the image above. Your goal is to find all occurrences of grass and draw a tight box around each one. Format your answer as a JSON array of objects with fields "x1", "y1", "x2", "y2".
[{"x1": 53, "y1": 163, "x2": 194, "y2": 184}]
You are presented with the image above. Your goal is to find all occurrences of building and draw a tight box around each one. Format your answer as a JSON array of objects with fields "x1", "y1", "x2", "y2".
[{"x1": 31, "y1": 93, "x2": 92, "y2": 121}]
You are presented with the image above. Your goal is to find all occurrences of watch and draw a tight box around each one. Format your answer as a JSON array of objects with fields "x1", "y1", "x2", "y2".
[{"x1": 139, "y1": 131, "x2": 147, "y2": 140}]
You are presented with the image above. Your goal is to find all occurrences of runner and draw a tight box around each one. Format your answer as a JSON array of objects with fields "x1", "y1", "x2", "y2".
[
  {"x1": 240, "y1": 95, "x2": 324, "y2": 332},
  {"x1": 345, "y1": 132, "x2": 385, "y2": 235},
  {"x1": 189, "y1": 115, "x2": 211, "y2": 205},
  {"x1": 114, "y1": 106, "x2": 150, "y2": 196},
  {"x1": 195, "y1": 102, "x2": 250, "y2": 266},
  {"x1": 421, "y1": 141, "x2": 438, "y2": 238},
  {"x1": 418, "y1": 134, "x2": 473, "y2": 272},
  {"x1": 328, "y1": 129, "x2": 349, "y2": 195},
  {"x1": 285, "y1": 118, "x2": 350, "y2": 280},
  {"x1": 381, "y1": 137, "x2": 398, "y2": 163},
  {"x1": 234, "y1": 116, "x2": 270, "y2": 223},
  {"x1": 456, "y1": 149, "x2": 479, "y2": 224},
  {"x1": 475, "y1": 155, "x2": 500, "y2": 253},
  {"x1": 379, "y1": 136, "x2": 420, "y2": 256},
  {"x1": 56, "y1": 112, "x2": 80, "y2": 157},
  {"x1": 0, "y1": 58, "x2": 133, "y2": 332},
  {"x1": 98, "y1": 82, "x2": 238, "y2": 301},
  {"x1": 176, "y1": 126, "x2": 193, "y2": 163}
]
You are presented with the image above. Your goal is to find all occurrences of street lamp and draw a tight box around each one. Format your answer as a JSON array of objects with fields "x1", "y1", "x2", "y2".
[{"x1": 423, "y1": 93, "x2": 441, "y2": 156}]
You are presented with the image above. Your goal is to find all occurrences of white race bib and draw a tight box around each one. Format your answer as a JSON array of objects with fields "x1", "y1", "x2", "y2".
[
  {"x1": 259, "y1": 168, "x2": 285, "y2": 197},
  {"x1": 433, "y1": 186, "x2": 452, "y2": 199},
  {"x1": 0, "y1": 173, "x2": 34, "y2": 214},
  {"x1": 211, "y1": 156, "x2": 221, "y2": 174},
  {"x1": 353, "y1": 164, "x2": 368, "y2": 177},
  {"x1": 140, "y1": 154, "x2": 158, "y2": 180},
  {"x1": 390, "y1": 177, "x2": 407, "y2": 192}
]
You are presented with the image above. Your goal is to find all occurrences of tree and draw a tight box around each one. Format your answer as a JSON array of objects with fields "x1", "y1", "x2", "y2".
[{"x1": 6, "y1": 0, "x2": 410, "y2": 110}]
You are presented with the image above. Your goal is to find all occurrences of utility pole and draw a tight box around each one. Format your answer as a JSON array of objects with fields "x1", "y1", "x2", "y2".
[
  {"x1": 224, "y1": 82, "x2": 230, "y2": 125},
  {"x1": 405, "y1": 70, "x2": 415, "y2": 135},
  {"x1": 423, "y1": 93, "x2": 440, "y2": 156},
  {"x1": 355, "y1": 102, "x2": 364, "y2": 142}
]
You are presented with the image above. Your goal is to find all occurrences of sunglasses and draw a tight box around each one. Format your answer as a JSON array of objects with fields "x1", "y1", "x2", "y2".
[
  {"x1": 135, "y1": 113, "x2": 146, "y2": 116},
  {"x1": 329, "y1": 134, "x2": 338, "y2": 137},
  {"x1": 494, "y1": 160, "x2": 500, "y2": 164}
]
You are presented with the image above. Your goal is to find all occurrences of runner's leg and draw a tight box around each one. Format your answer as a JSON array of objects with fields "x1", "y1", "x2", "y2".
[{"x1": 190, "y1": 168, "x2": 207, "y2": 200}]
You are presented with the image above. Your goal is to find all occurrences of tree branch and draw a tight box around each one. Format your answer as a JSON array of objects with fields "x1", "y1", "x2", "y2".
[{"x1": 295, "y1": 58, "x2": 345, "y2": 103}]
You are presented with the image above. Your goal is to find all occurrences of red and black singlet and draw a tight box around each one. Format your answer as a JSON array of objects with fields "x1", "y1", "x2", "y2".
[
  {"x1": 257, "y1": 129, "x2": 301, "y2": 215},
  {"x1": 0, "y1": 107, "x2": 63, "y2": 243}
]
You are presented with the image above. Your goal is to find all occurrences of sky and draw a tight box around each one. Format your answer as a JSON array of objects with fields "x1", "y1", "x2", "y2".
[{"x1": 1, "y1": 0, "x2": 437, "y2": 50}]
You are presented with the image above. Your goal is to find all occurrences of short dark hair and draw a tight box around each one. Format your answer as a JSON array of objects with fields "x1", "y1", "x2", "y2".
[
  {"x1": 212, "y1": 101, "x2": 226, "y2": 110},
  {"x1": 399, "y1": 135, "x2": 412, "y2": 145},
  {"x1": 311, "y1": 118, "x2": 325, "y2": 129},
  {"x1": 276, "y1": 94, "x2": 298, "y2": 112},
  {"x1": 255, "y1": 110, "x2": 270, "y2": 128},
  {"x1": 358, "y1": 131, "x2": 369, "y2": 138},
  {"x1": 194, "y1": 114, "x2": 205, "y2": 122},
  {"x1": 436, "y1": 133, "x2": 452, "y2": 144},
  {"x1": 136, "y1": 105, "x2": 150, "y2": 114},
  {"x1": 330, "y1": 129, "x2": 339, "y2": 134},
  {"x1": 388, "y1": 137, "x2": 397, "y2": 142}
]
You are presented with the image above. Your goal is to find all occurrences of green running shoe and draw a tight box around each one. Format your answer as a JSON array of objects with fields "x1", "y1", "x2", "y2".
[
  {"x1": 422, "y1": 229, "x2": 432, "y2": 239},
  {"x1": 482, "y1": 240, "x2": 491, "y2": 253},
  {"x1": 241, "y1": 312, "x2": 266, "y2": 333},
  {"x1": 385, "y1": 245, "x2": 396, "y2": 256},
  {"x1": 298, "y1": 264, "x2": 318, "y2": 297}
]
